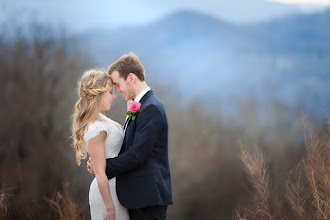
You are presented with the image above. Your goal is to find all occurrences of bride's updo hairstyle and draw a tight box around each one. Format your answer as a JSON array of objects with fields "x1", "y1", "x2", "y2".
[{"x1": 72, "y1": 69, "x2": 112, "y2": 166}]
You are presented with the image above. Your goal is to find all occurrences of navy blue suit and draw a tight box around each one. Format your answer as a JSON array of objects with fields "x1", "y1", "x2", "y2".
[{"x1": 106, "y1": 90, "x2": 173, "y2": 218}]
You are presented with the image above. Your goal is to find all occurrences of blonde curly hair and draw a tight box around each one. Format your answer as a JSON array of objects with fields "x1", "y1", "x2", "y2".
[{"x1": 71, "y1": 69, "x2": 112, "y2": 166}]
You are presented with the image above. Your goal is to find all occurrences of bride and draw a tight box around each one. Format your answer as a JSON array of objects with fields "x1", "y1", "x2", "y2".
[{"x1": 71, "y1": 69, "x2": 129, "y2": 220}]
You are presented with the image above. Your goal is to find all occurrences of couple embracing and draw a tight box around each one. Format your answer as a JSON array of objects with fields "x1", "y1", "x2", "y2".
[{"x1": 71, "y1": 53, "x2": 173, "y2": 220}]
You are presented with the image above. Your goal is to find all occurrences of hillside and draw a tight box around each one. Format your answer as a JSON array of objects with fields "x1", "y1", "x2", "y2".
[{"x1": 77, "y1": 10, "x2": 330, "y2": 115}]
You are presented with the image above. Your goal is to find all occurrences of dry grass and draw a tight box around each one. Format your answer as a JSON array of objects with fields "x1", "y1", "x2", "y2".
[
  {"x1": 285, "y1": 161, "x2": 309, "y2": 220},
  {"x1": 0, "y1": 185, "x2": 14, "y2": 219},
  {"x1": 237, "y1": 116, "x2": 330, "y2": 220},
  {"x1": 298, "y1": 114, "x2": 330, "y2": 219},
  {"x1": 0, "y1": 180, "x2": 87, "y2": 219},
  {"x1": 43, "y1": 180, "x2": 86, "y2": 220},
  {"x1": 237, "y1": 144, "x2": 274, "y2": 219}
]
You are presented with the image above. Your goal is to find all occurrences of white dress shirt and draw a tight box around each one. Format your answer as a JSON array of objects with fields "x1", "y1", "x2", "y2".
[{"x1": 134, "y1": 86, "x2": 151, "y2": 103}]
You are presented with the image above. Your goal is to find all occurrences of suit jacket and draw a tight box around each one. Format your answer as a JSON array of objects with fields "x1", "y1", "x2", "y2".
[{"x1": 106, "y1": 90, "x2": 173, "y2": 209}]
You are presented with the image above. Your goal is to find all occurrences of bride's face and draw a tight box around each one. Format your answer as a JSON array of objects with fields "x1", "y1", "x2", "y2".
[{"x1": 99, "y1": 87, "x2": 116, "y2": 111}]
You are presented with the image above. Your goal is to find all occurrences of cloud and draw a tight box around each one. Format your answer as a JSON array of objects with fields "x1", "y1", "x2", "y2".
[{"x1": 267, "y1": 0, "x2": 330, "y2": 5}]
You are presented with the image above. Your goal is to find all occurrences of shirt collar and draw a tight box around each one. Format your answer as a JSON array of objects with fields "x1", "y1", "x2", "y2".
[{"x1": 134, "y1": 86, "x2": 151, "y2": 103}]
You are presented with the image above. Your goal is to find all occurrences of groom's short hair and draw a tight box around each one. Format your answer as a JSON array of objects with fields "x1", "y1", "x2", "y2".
[{"x1": 108, "y1": 52, "x2": 145, "y2": 81}]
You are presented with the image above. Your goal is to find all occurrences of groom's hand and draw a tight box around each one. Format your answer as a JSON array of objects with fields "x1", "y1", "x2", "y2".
[
  {"x1": 86, "y1": 156, "x2": 94, "y2": 174},
  {"x1": 127, "y1": 100, "x2": 132, "y2": 111}
]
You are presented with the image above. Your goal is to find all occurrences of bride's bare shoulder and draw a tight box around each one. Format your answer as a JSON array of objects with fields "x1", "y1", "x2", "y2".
[{"x1": 98, "y1": 113, "x2": 110, "y2": 122}]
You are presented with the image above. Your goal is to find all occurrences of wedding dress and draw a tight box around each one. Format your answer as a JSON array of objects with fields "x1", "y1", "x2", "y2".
[{"x1": 83, "y1": 113, "x2": 129, "y2": 220}]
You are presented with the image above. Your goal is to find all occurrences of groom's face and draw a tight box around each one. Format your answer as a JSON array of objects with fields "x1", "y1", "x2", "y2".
[{"x1": 110, "y1": 70, "x2": 135, "y2": 100}]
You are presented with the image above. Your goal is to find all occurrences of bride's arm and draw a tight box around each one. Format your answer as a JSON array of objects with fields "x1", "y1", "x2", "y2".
[{"x1": 88, "y1": 131, "x2": 115, "y2": 219}]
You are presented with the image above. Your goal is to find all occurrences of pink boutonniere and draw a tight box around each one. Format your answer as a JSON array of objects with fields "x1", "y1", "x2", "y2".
[{"x1": 127, "y1": 101, "x2": 141, "y2": 120}]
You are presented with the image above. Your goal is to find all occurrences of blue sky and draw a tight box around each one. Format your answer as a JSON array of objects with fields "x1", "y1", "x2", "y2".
[{"x1": 2, "y1": 0, "x2": 330, "y2": 33}]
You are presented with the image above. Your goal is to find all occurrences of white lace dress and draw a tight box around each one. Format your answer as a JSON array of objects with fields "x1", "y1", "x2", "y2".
[{"x1": 83, "y1": 113, "x2": 129, "y2": 220}]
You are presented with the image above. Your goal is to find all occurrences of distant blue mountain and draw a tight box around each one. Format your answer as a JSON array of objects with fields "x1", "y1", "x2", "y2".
[{"x1": 77, "y1": 10, "x2": 330, "y2": 114}]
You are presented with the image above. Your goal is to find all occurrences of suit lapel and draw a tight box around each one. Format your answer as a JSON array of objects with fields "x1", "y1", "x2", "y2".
[
  {"x1": 124, "y1": 116, "x2": 130, "y2": 129},
  {"x1": 126, "y1": 90, "x2": 154, "y2": 127},
  {"x1": 139, "y1": 90, "x2": 154, "y2": 105},
  {"x1": 122, "y1": 90, "x2": 154, "y2": 143},
  {"x1": 124, "y1": 90, "x2": 153, "y2": 127}
]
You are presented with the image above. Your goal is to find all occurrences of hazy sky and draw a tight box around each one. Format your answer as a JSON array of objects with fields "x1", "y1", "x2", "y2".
[
  {"x1": 2, "y1": 0, "x2": 329, "y2": 33},
  {"x1": 268, "y1": 0, "x2": 330, "y2": 4}
]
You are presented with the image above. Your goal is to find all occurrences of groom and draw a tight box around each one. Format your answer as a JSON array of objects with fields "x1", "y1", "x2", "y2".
[{"x1": 91, "y1": 52, "x2": 173, "y2": 219}]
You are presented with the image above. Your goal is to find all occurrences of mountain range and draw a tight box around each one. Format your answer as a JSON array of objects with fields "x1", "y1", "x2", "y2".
[{"x1": 77, "y1": 9, "x2": 330, "y2": 115}]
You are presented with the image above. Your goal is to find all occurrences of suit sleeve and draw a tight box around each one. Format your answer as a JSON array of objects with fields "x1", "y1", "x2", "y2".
[{"x1": 105, "y1": 104, "x2": 163, "y2": 178}]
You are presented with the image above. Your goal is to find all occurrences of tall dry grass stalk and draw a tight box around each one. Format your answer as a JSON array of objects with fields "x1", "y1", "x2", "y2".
[
  {"x1": 285, "y1": 161, "x2": 309, "y2": 220},
  {"x1": 44, "y1": 180, "x2": 85, "y2": 220},
  {"x1": 298, "y1": 114, "x2": 329, "y2": 219},
  {"x1": 0, "y1": 186, "x2": 14, "y2": 219},
  {"x1": 237, "y1": 144, "x2": 274, "y2": 219},
  {"x1": 237, "y1": 116, "x2": 330, "y2": 220}
]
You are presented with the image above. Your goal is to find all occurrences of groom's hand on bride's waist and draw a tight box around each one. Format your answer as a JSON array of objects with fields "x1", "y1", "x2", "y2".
[{"x1": 87, "y1": 156, "x2": 94, "y2": 174}]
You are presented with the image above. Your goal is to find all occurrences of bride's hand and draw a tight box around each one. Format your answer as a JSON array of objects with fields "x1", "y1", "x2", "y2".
[
  {"x1": 126, "y1": 100, "x2": 132, "y2": 121},
  {"x1": 104, "y1": 208, "x2": 115, "y2": 220},
  {"x1": 86, "y1": 156, "x2": 94, "y2": 174},
  {"x1": 127, "y1": 100, "x2": 132, "y2": 111}
]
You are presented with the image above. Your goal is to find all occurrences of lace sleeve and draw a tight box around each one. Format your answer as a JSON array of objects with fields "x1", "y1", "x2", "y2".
[{"x1": 84, "y1": 121, "x2": 109, "y2": 151}]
